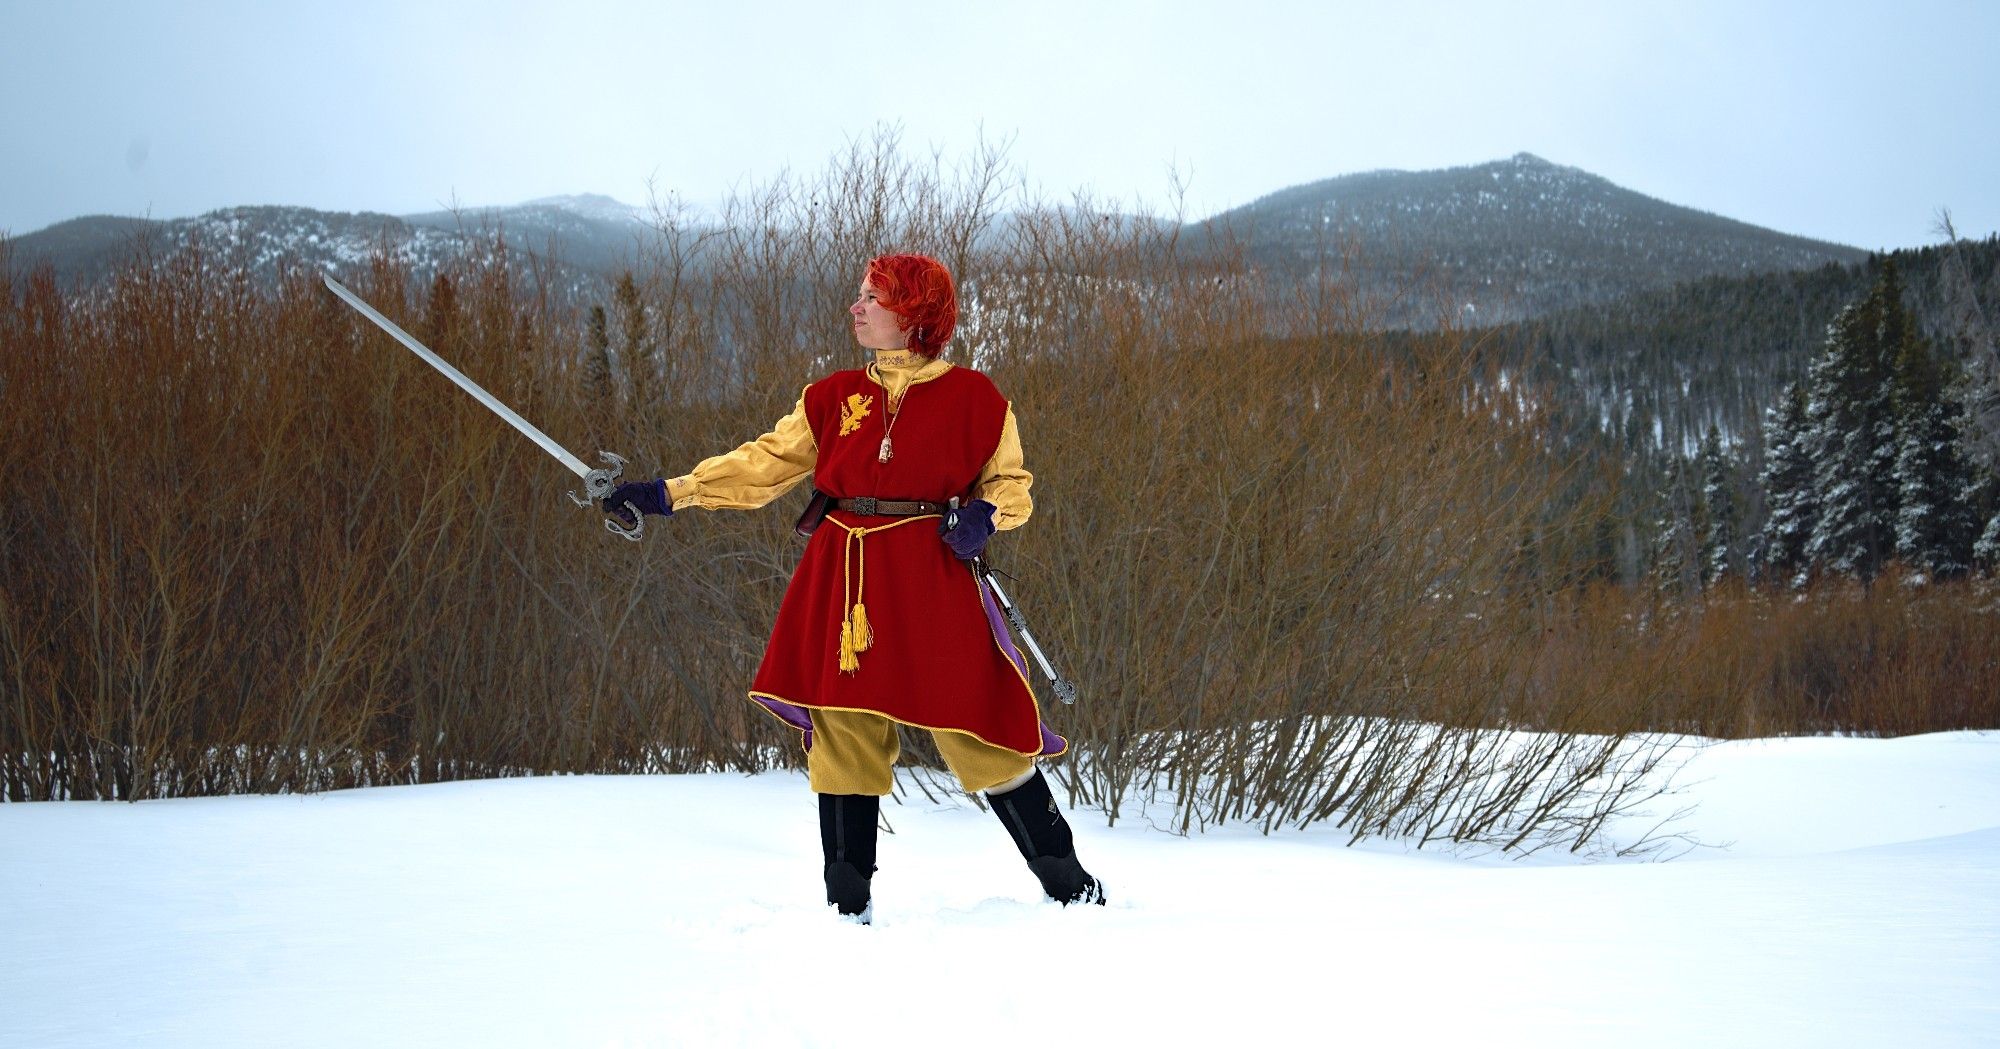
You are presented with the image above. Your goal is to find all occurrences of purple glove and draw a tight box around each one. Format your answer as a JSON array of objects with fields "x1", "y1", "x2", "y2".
[
  {"x1": 603, "y1": 479, "x2": 672, "y2": 527},
  {"x1": 939, "y1": 500, "x2": 996, "y2": 560}
]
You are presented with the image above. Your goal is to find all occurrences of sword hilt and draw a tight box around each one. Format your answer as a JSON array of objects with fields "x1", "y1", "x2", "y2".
[{"x1": 565, "y1": 450, "x2": 645, "y2": 541}]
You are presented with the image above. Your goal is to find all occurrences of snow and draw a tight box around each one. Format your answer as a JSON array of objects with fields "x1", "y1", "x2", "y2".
[{"x1": 3, "y1": 732, "x2": 1997, "y2": 1048}]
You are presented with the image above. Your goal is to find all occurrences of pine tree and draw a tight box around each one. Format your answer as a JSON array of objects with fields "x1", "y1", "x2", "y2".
[
  {"x1": 1802, "y1": 263, "x2": 1912, "y2": 582},
  {"x1": 1968, "y1": 473, "x2": 2000, "y2": 573},
  {"x1": 1653, "y1": 458, "x2": 1702, "y2": 598},
  {"x1": 1977, "y1": 507, "x2": 2000, "y2": 572},
  {"x1": 1891, "y1": 333, "x2": 1979, "y2": 578},
  {"x1": 1699, "y1": 425, "x2": 1739, "y2": 583},
  {"x1": 583, "y1": 304, "x2": 615, "y2": 406},
  {"x1": 1759, "y1": 382, "x2": 1816, "y2": 585},
  {"x1": 613, "y1": 271, "x2": 651, "y2": 408},
  {"x1": 425, "y1": 272, "x2": 460, "y2": 350},
  {"x1": 1931, "y1": 216, "x2": 2000, "y2": 476}
]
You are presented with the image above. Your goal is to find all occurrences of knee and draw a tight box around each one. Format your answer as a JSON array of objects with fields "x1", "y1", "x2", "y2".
[{"x1": 984, "y1": 766, "x2": 1037, "y2": 796}]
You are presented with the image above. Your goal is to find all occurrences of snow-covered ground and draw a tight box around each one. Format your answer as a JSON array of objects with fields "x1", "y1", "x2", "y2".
[{"x1": 3, "y1": 732, "x2": 1997, "y2": 1048}]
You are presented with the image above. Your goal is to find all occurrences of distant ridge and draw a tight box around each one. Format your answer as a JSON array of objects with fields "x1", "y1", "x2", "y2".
[
  {"x1": 6, "y1": 160, "x2": 1869, "y2": 330},
  {"x1": 1193, "y1": 153, "x2": 1867, "y2": 327},
  {"x1": 4, "y1": 196, "x2": 653, "y2": 294},
  {"x1": 399, "y1": 194, "x2": 652, "y2": 275}
]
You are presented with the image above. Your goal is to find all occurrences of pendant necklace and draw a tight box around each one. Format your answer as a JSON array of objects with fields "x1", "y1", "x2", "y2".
[
  {"x1": 875, "y1": 350, "x2": 920, "y2": 463},
  {"x1": 878, "y1": 389, "x2": 903, "y2": 463}
]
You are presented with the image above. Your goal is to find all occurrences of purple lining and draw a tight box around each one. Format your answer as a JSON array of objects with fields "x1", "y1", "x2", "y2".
[
  {"x1": 751, "y1": 694, "x2": 818, "y2": 748},
  {"x1": 976, "y1": 574, "x2": 1068, "y2": 757}
]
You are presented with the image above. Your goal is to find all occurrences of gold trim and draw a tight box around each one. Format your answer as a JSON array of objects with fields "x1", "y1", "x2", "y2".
[
  {"x1": 748, "y1": 692, "x2": 1048, "y2": 759},
  {"x1": 864, "y1": 358, "x2": 955, "y2": 402}
]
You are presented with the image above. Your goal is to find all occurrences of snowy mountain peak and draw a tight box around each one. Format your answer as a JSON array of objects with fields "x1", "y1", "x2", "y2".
[
  {"x1": 1481, "y1": 152, "x2": 1602, "y2": 190},
  {"x1": 520, "y1": 193, "x2": 648, "y2": 226},
  {"x1": 1199, "y1": 153, "x2": 1863, "y2": 326},
  {"x1": 1504, "y1": 151, "x2": 1559, "y2": 169}
]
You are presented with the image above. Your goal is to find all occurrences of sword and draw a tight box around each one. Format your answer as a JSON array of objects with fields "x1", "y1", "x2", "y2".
[
  {"x1": 320, "y1": 273, "x2": 647, "y2": 541},
  {"x1": 948, "y1": 499, "x2": 1078, "y2": 704}
]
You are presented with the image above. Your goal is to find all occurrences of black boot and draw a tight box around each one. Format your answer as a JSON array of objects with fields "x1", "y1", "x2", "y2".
[
  {"x1": 819, "y1": 793, "x2": 878, "y2": 922},
  {"x1": 987, "y1": 769, "x2": 1106, "y2": 906}
]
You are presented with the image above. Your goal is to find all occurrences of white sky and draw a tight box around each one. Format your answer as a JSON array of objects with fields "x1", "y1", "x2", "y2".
[{"x1": 3, "y1": 0, "x2": 1996, "y2": 250}]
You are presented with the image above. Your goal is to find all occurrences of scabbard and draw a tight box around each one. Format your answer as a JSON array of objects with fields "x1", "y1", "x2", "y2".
[{"x1": 793, "y1": 489, "x2": 831, "y2": 538}]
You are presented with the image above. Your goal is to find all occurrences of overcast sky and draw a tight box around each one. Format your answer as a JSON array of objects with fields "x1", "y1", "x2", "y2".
[{"x1": 3, "y1": 0, "x2": 1996, "y2": 250}]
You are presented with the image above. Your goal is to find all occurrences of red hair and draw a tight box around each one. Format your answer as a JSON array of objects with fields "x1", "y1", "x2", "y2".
[{"x1": 865, "y1": 253, "x2": 956, "y2": 357}]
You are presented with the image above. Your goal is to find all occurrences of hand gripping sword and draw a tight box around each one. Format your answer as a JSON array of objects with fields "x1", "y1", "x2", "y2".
[{"x1": 321, "y1": 273, "x2": 647, "y2": 541}]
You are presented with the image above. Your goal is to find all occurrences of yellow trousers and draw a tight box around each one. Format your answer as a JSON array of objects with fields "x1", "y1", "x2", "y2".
[{"x1": 808, "y1": 708, "x2": 1035, "y2": 796}]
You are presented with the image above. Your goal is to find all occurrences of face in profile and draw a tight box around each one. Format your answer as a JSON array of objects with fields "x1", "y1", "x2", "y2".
[{"x1": 850, "y1": 278, "x2": 910, "y2": 350}]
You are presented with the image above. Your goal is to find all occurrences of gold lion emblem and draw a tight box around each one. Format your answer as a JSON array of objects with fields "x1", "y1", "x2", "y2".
[{"x1": 838, "y1": 393, "x2": 874, "y2": 436}]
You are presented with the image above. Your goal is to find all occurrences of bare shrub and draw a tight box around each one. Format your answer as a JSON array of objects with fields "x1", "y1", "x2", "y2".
[{"x1": 3, "y1": 138, "x2": 1990, "y2": 857}]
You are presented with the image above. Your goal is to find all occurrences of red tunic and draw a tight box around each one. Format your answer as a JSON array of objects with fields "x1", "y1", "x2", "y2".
[{"x1": 746, "y1": 365, "x2": 1062, "y2": 757}]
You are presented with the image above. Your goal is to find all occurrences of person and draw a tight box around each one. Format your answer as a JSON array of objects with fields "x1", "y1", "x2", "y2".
[{"x1": 603, "y1": 253, "x2": 1103, "y2": 922}]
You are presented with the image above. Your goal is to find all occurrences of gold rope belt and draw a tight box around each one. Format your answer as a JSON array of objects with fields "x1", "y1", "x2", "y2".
[{"x1": 825, "y1": 512, "x2": 943, "y2": 673}]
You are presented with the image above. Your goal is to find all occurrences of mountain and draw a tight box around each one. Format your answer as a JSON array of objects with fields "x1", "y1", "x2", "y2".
[
  {"x1": 1, "y1": 214, "x2": 159, "y2": 286},
  {"x1": 1196, "y1": 153, "x2": 1868, "y2": 328},
  {"x1": 399, "y1": 194, "x2": 654, "y2": 276},
  {"x1": 4, "y1": 156, "x2": 1871, "y2": 330},
  {"x1": 1480, "y1": 236, "x2": 2000, "y2": 460},
  {"x1": 7, "y1": 207, "x2": 461, "y2": 289},
  {"x1": 3, "y1": 196, "x2": 656, "y2": 297}
]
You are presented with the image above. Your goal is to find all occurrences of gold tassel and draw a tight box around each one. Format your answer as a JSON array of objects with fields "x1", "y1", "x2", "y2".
[
  {"x1": 839, "y1": 620, "x2": 859, "y2": 673},
  {"x1": 851, "y1": 603, "x2": 872, "y2": 652}
]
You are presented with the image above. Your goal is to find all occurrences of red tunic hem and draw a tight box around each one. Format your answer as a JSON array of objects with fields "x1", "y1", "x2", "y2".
[{"x1": 746, "y1": 691, "x2": 1059, "y2": 759}]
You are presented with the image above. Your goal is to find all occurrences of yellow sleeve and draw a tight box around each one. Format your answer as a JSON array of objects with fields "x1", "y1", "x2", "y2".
[
  {"x1": 664, "y1": 386, "x2": 817, "y2": 511},
  {"x1": 974, "y1": 405, "x2": 1034, "y2": 531}
]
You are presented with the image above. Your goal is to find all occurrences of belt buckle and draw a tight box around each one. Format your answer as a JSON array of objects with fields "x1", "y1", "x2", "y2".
[{"x1": 851, "y1": 497, "x2": 878, "y2": 516}]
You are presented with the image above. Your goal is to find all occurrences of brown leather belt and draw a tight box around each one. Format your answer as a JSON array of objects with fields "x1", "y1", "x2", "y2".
[{"x1": 833, "y1": 497, "x2": 947, "y2": 517}]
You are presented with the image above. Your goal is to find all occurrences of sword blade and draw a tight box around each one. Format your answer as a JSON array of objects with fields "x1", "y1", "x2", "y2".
[{"x1": 321, "y1": 273, "x2": 591, "y2": 480}]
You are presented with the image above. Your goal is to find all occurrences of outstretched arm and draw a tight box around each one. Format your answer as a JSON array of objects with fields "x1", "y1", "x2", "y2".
[{"x1": 664, "y1": 386, "x2": 818, "y2": 512}]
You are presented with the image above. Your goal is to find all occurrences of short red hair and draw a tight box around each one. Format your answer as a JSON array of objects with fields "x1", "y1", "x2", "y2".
[{"x1": 865, "y1": 253, "x2": 956, "y2": 357}]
